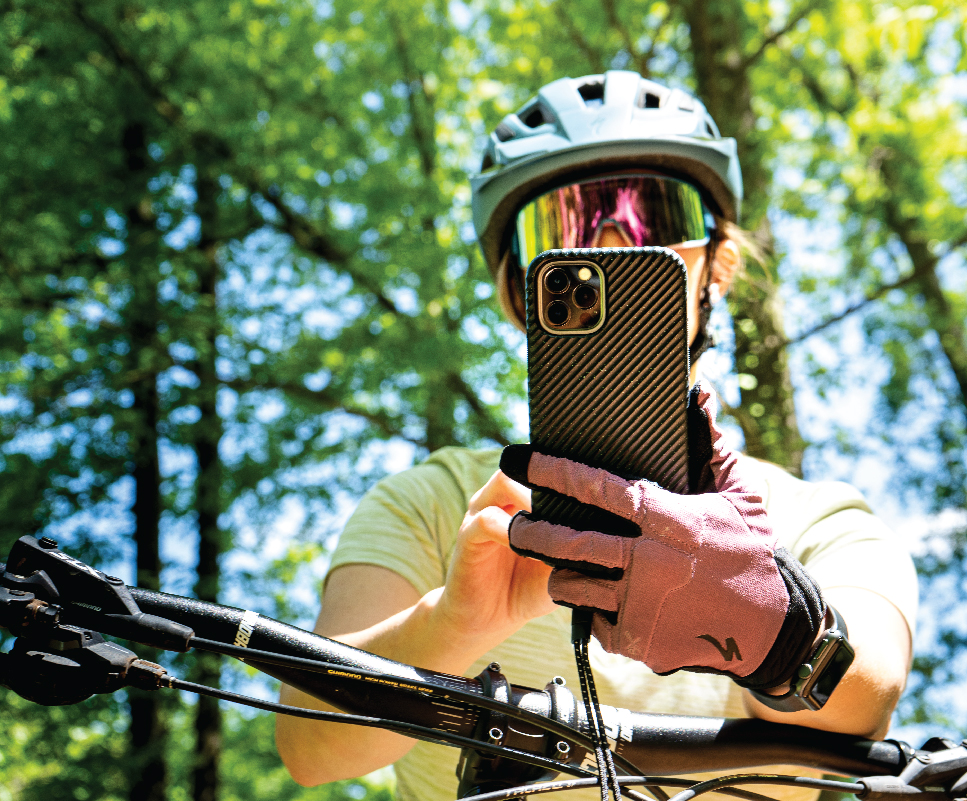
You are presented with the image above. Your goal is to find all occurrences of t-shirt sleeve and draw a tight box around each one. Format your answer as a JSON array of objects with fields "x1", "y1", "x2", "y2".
[
  {"x1": 326, "y1": 457, "x2": 471, "y2": 598},
  {"x1": 754, "y1": 459, "x2": 919, "y2": 637}
]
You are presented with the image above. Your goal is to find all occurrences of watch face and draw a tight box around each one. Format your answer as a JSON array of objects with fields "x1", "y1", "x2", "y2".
[{"x1": 798, "y1": 632, "x2": 856, "y2": 709}]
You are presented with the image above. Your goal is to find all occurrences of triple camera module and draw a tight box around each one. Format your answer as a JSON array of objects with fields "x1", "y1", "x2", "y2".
[{"x1": 537, "y1": 262, "x2": 604, "y2": 334}]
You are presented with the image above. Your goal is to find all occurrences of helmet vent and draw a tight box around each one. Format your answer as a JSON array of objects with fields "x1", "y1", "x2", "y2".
[
  {"x1": 578, "y1": 81, "x2": 605, "y2": 107},
  {"x1": 521, "y1": 104, "x2": 549, "y2": 128},
  {"x1": 638, "y1": 91, "x2": 661, "y2": 109}
]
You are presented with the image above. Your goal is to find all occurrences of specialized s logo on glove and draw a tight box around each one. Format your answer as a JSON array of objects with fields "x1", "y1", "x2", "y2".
[{"x1": 500, "y1": 384, "x2": 827, "y2": 692}]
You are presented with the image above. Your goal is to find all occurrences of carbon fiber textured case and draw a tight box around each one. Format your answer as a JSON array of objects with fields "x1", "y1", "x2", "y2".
[{"x1": 527, "y1": 247, "x2": 690, "y2": 534}]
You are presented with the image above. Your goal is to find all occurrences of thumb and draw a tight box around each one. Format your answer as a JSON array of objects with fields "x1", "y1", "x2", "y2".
[{"x1": 690, "y1": 383, "x2": 747, "y2": 496}]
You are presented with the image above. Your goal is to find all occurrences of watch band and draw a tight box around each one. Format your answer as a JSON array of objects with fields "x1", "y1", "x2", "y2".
[{"x1": 750, "y1": 606, "x2": 853, "y2": 713}]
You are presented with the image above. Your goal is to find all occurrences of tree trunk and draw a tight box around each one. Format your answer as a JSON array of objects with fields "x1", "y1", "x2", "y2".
[
  {"x1": 682, "y1": 0, "x2": 806, "y2": 474},
  {"x1": 129, "y1": 366, "x2": 167, "y2": 801},
  {"x1": 124, "y1": 119, "x2": 168, "y2": 801},
  {"x1": 192, "y1": 161, "x2": 224, "y2": 801}
]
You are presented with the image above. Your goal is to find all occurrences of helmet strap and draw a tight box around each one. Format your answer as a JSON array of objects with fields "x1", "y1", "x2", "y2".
[{"x1": 688, "y1": 238, "x2": 718, "y2": 364}]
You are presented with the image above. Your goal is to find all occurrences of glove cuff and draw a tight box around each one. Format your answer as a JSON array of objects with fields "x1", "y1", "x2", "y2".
[{"x1": 733, "y1": 548, "x2": 827, "y2": 692}]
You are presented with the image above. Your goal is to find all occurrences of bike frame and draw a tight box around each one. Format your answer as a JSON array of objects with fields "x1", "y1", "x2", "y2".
[{"x1": 1, "y1": 535, "x2": 964, "y2": 801}]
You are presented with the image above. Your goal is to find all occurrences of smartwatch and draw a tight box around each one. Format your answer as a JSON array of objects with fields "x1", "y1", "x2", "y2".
[{"x1": 751, "y1": 606, "x2": 855, "y2": 713}]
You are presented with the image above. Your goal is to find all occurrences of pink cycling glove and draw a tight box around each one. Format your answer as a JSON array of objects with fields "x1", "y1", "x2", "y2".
[{"x1": 501, "y1": 384, "x2": 826, "y2": 690}]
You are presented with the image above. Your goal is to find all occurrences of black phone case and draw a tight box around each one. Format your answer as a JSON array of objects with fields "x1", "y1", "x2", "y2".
[{"x1": 527, "y1": 247, "x2": 690, "y2": 534}]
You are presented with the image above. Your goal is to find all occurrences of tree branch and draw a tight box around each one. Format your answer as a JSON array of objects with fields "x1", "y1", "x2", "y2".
[
  {"x1": 226, "y1": 378, "x2": 424, "y2": 446},
  {"x1": 785, "y1": 52, "x2": 854, "y2": 117},
  {"x1": 742, "y1": 0, "x2": 823, "y2": 70},
  {"x1": 879, "y1": 163, "x2": 967, "y2": 405},
  {"x1": 445, "y1": 372, "x2": 512, "y2": 447},
  {"x1": 553, "y1": 0, "x2": 606, "y2": 73},
  {"x1": 70, "y1": 1, "x2": 182, "y2": 123},
  {"x1": 784, "y1": 270, "x2": 922, "y2": 344},
  {"x1": 257, "y1": 190, "x2": 401, "y2": 315},
  {"x1": 600, "y1": 0, "x2": 644, "y2": 74},
  {"x1": 637, "y1": 6, "x2": 672, "y2": 78},
  {"x1": 388, "y1": 17, "x2": 436, "y2": 180},
  {"x1": 792, "y1": 55, "x2": 967, "y2": 406}
]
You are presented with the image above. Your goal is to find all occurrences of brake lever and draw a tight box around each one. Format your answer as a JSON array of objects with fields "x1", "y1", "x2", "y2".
[
  {"x1": 0, "y1": 624, "x2": 174, "y2": 705},
  {"x1": 0, "y1": 585, "x2": 60, "y2": 633},
  {"x1": 1, "y1": 536, "x2": 193, "y2": 651},
  {"x1": 858, "y1": 738, "x2": 967, "y2": 800}
]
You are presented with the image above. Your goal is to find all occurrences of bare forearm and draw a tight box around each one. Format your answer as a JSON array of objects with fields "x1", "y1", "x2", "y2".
[
  {"x1": 744, "y1": 588, "x2": 911, "y2": 739},
  {"x1": 277, "y1": 475, "x2": 549, "y2": 786},
  {"x1": 276, "y1": 586, "x2": 516, "y2": 786}
]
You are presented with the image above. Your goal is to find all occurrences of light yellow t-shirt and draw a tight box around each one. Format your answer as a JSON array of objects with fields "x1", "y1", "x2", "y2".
[{"x1": 329, "y1": 447, "x2": 918, "y2": 801}]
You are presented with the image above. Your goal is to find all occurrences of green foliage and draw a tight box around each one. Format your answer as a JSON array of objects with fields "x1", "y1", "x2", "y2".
[
  {"x1": 0, "y1": 692, "x2": 128, "y2": 801},
  {"x1": 219, "y1": 709, "x2": 394, "y2": 801},
  {"x1": 767, "y1": 0, "x2": 967, "y2": 504},
  {"x1": 897, "y1": 526, "x2": 967, "y2": 739},
  {"x1": 162, "y1": 703, "x2": 394, "y2": 801},
  {"x1": 1, "y1": 0, "x2": 965, "y2": 795}
]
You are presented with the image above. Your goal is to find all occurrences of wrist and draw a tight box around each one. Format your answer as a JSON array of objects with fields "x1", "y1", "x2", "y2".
[
  {"x1": 755, "y1": 614, "x2": 831, "y2": 697},
  {"x1": 748, "y1": 606, "x2": 855, "y2": 713},
  {"x1": 423, "y1": 587, "x2": 517, "y2": 674},
  {"x1": 333, "y1": 588, "x2": 494, "y2": 677},
  {"x1": 734, "y1": 548, "x2": 827, "y2": 693}
]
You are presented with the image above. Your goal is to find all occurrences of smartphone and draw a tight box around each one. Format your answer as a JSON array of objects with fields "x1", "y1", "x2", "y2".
[{"x1": 526, "y1": 247, "x2": 690, "y2": 535}]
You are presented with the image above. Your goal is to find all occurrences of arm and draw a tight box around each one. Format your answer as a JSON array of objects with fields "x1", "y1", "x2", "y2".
[
  {"x1": 744, "y1": 586, "x2": 912, "y2": 739},
  {"x1": 275, "y1": 470, "x2": 555, "y2": 787},
  {"x1": 499, "y1": 384, "x2": 916, "y2": 732}
]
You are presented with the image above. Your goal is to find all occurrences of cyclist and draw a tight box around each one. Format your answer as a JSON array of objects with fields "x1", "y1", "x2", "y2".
[{"x1": 275, "y1": 72, "x2": 917, "y2": 801}]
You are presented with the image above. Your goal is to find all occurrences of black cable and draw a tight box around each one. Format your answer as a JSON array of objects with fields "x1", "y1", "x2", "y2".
[
  {"x1": 459, "y1": 775, "x2": 665, "y2": 801},
  {"x1": 572, "y1": 625, "x2": 622, "y2": 801},
  {"x1": 168, "y1": 678, "x2": 590, "y2": 779},
  {"x1": 665, "y1": 773, "x2": 863, "y2": 801},
  {"x1": 462, "y1": 773, "x2": 813, "y2": 801},
  {"x1": 189, "y1": 635, "x2": 643, "y2": 777},
  {"x1": 650, "y1": 784, "x2": 671, "y2": 801}
]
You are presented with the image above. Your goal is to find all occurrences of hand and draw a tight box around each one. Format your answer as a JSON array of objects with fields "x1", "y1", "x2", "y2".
[
  {"x1": 500, "y1": 384, "x2": 826, "y2": 689},
  {"x1": 435, "y1": 470, "x2": 557, "y2": 647}
]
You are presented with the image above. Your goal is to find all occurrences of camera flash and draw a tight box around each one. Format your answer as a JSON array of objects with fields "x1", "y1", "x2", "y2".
[{"x1": 578, "y1": 267, "x2": 592, "y2": 281}]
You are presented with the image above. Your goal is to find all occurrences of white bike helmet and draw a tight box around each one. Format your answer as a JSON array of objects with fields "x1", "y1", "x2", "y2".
[{"x1": 470, "y1": 71, "x2": 743, "y2": 327}]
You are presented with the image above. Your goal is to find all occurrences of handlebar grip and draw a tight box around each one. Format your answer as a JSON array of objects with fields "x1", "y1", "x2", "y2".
[
  {"x1": 858, "y1": 776, "x2": 950, "y2": 800},
  {"x1": 612, "y1": 711, "x2": 908, "y2": 778}
]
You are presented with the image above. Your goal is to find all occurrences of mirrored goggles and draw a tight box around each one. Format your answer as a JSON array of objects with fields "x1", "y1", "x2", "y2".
[{"x1": 514, "y1": 174, "x2": 715, "y2": 267}]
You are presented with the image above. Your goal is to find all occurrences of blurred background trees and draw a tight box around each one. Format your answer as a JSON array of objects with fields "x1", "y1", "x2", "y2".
[{"x1": 0, "y1": 0, "x2": 964, "y2": 798}]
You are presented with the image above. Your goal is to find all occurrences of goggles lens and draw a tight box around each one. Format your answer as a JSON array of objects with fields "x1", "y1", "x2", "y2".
[{"x1": 515, "y1": 174, "x2": 713, "y2": 266}]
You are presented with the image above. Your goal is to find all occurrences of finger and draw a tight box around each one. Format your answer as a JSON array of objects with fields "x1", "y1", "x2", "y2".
[
  {"x1": 502, "y1": 444, "x2": 636, "y2": 515},
  {"x1": 590, "y1": 611, "x2": 618, "y2": 655},
  {"x1": 458, "y1": 505, "x2": 515, "y2": 551},
  {"x1": 548, "y1": 568, "x2": 620, "y2": 613},
  {"x1": 468, "y1": 469, "x2": 532, "y2": 516},
  {"x1": 531, "y1": 451, "x2": 655, "y2": 521},
  {"x1": 508, "y1": 513, "x2": 630, "y2": 572},
  {"x1": 502, "y1": 441, "x2": 649, "y2": 521},
  {"x1": 502, "y1": 444, "x2": 656, "y2": 522},
  {"x1": 694, "y1": 383, "x2": 763, "y2": 499}
]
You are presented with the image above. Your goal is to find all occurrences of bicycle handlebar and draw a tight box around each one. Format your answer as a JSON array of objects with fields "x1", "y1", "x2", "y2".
[
  {"x1": 127, "y1": 584, "x2": 908, "y2": 779},
  {"x1": 3, "y1": 535, "x2": 965, "y2": 801}
]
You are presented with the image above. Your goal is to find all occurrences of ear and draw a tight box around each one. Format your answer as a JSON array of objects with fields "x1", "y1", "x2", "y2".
[{"x1": 708, "y1": 238, "x2": 740, "y2": 303}]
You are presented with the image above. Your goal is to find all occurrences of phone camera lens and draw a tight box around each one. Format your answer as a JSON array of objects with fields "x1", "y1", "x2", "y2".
[
  {"x1": 573, "y1": 284, "x2": 597, "y2": 309},
  {"x1": 544, "y1": 268, "x2": 570, "y2": 294},
  {"x1": 546, "y1": 301, "x2": 570, "y2": 326}
]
